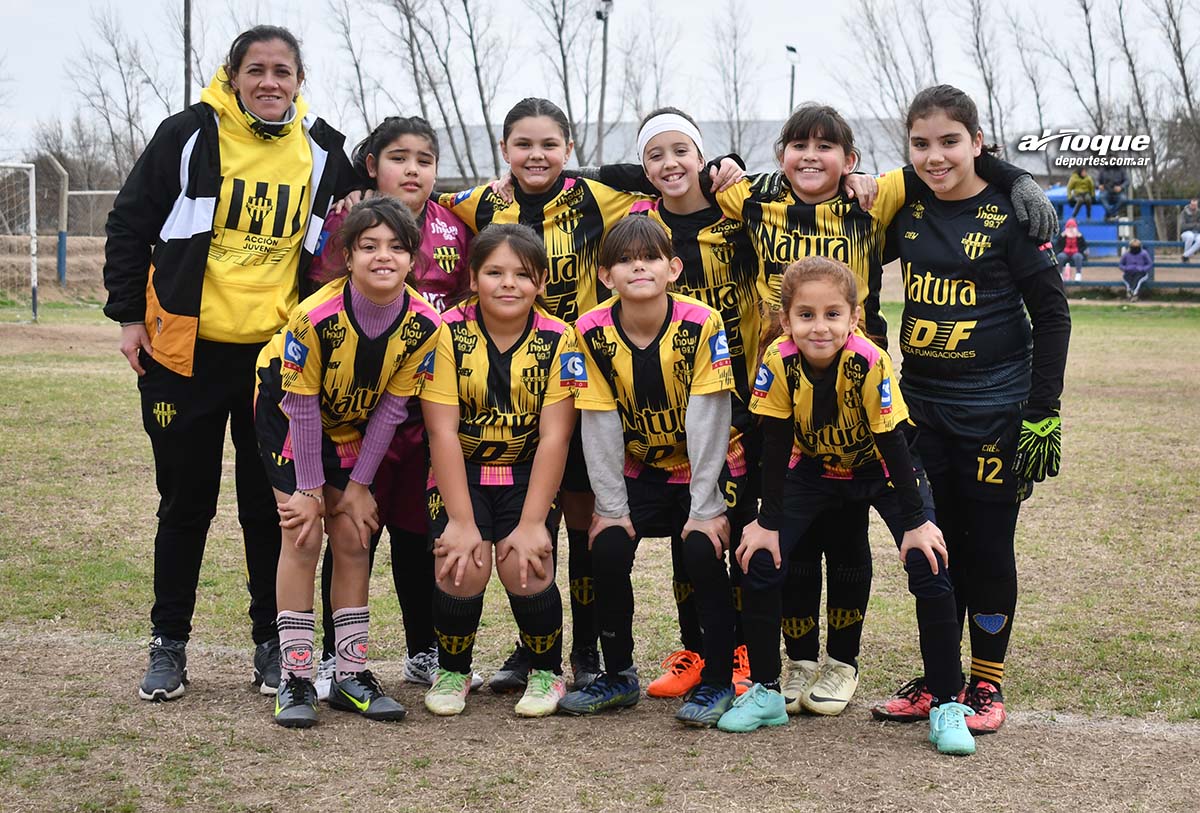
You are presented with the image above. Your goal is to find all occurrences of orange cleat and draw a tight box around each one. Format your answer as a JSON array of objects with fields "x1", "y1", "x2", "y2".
[
  {"x1": 733, "y1": 644, "x2": 753, "y2": 696},
  {"x1": 646, "y1": 649, "x2": 704, "y2": 698}
]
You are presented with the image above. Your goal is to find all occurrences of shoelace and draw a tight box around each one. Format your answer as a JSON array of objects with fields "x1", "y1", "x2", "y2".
[
  {"x1": 432, "y1": 670, "x2": 469, "y2": 694},
  {"x1": 660, "y1": 650, "x2": 702, "y2": 675},
  {"x1": 810, "y1": 664, "x2": 851, "y2": 696},
  {"x1": 963, "y1": 682, "x2": 995, "y2": 713},
  {"x1": 281, "y1": 675, "x2": 316, "y2": 705},
  {"x1": 689, "y1": 684, "x2": 727, "y2": 707},
  {"x1": 579, "y1": 674, "x2": 627, "y2": 699},
  {"x1": 355, "y1": 670, "x2": 386, "y2": 699},
  {"x1": 893, "y1": 677, "x2": 928, "y2": 701},
  {"x1": 732, "y1": 683, "x2": 765, "y2": 707},
  {"x1": 148, "y1": 643, "x2": 185, "y2": 672},
  {"x1": 526, "y1": 670, "x2": 559, "y2": 695},
  {"x1": 733, "y1": 647, "x2": 749, "y2": 674}
]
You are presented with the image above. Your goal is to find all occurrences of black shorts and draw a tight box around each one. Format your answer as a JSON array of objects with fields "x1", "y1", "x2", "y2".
[
  {"x1": 626, "y1": 466, "x2": 748, "y2": 540},
  {"x1": 427, "y1": 479, "x2": 561, "y2": 546},
  {"x1": 254, "y1": 389, "x2": 354, "y2": 494},
  {"x1": 560, "y1": 422, "x2": 593, "y2": 493},
  {"x1": 906, "y1": 397, "x2": 1028, "y2": 503}
]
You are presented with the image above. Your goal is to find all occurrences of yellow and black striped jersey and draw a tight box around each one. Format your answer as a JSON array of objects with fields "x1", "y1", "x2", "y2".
[
  {"x1": 420, "y1": 298, "x2": 576, "y2": 486},
  {"x1": 439, "y1": 176, "x2": 651, "y2": 324},
  {"x1": 256, "y1": 276, "x2": 442, "y2": 447},
  {"x1": 714, "y1": 169, "x2": 913, "y2": 339},
  {"x1": 750, "y1": 331, "x2": 908, "y2": 480},
  {"x1": 635, "y1": 199, "x2": 762, "y2": 426},
  {"x1": 574, "y1": 293, "x2": 741, "y2": 483}
]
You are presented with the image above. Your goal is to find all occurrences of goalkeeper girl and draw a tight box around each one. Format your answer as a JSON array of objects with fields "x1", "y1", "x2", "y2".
[{"x1": 871, "y1": 85, "x2": 1071, "y2": 734}]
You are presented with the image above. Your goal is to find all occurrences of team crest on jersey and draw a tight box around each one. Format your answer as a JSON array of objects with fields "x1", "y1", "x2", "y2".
[
  {"x1": 246, "y1": 194, "x2": 274, "y2": 232},
  {"x1": 526, "y1": 334, "x2": 553, "y2": 361},
  {"x1": 554, "y1": 208, "x2": 583, "y2": 235},
  {"x1": 910, "y1": 201, "x2": 925, "y2": 219},
  {"x1": 321, "y1": 323, "x2": 346, "y2": 349},
  {"x1": 416, "y1": 349, "x2": 436, "y2": 382},
  {"x1": 961, "y1": 232, "x2": 993, "y2": 260},
  {"x1": 827, "y1": 199, "x2": 853, "y2": 218},
  {"x1": 270, "y1": 451, "x2": 289, "y2": 467},
  {"x1": 781, "y1": 616, "x2": 816, "y2": 639},
  {"x1": 673, "y1": 358, "x2": 692, "y2": 385},
  {"x1": 973, "y1": 613, "x2": 1009, "y2": 634},
  {"x1": 709, "y1": 330, "x2": 731, "y2": 369},
  {"x1": 752, "y1": 364, "x2": 774, "y2": 399},
  {"x1": 433, "y1": 245, "x2": 460, "y2": 275},
  {"x1": 152, "y1": 401, "x2": 177, "y2": 428},
  {"x1": 521, "y1": 365, "x2": 550, "y2": 396},
  {"x1": 282, "y1": 331, "x2": 308, "y2": 372},
  {"x1": 879, "y1": 377, "x2": 893, "y2": 415},
  {"x1": 562, "y1": 352, "x2": 587, "y2": 387},
  {"x1": 711, "y1": 240, "x2": 735, "y2": 265}
]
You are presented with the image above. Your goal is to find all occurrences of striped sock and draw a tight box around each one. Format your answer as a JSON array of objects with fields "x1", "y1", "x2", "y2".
[
  {"x1": 333, "y1": 605, "x2": 370, "y2": 682},
  {"x1": 277, "y1": 610, "x2": 316, "y2": 681},
  {"x1": 970, "y1": 657, "x2": 1004, "y2": 688}
]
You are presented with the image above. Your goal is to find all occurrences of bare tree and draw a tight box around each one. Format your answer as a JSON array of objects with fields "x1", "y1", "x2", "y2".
[
  {"x1": 839, "y1": 0, "x2": 939, "y2": 163},
  {"x1": 1148, "y1": 0, "x2": 1200, "y2": 153},
  {"x1": 711, "y1": 0, "x2": 758, "y2": 156},
  {"x1": 329, "y1": 0, "x2": 375, "y2": 134},
  {"x1": 1006, "y1": 10, "x2": 1055, "y2": 182},
  {"x1": 455, "y1": 0, "x2": 505, "y2": 175},
  {"x1": 960, "y1": 0, "x2": 1008, "y2": 151},
  {"x1": 615, "y1": 6, "x2": 678, "y2": 124},
  {"x1": 1036, "y1": 0, "x2": 1107, "y2": 132},
  {"x1": 414, "y1": 0, "x2": 482, "y2": 179},
  {"x1": 523, "y1": 0, "x2": 596, "y2": 161}
]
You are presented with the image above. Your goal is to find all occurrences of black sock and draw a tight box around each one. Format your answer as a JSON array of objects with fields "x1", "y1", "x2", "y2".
[
  {"x1": 508, "y1": 585, "x2": 564, "y2": 674},
  {"x1": 670, "y1": 535, "x2": 704, "y2": 653},
  {"x1": 388, "y1": 528, "x2": 435, "y2": 656},
  {"x1": 917, "y1": 592, "x2": 964, "y2": 704},
  {"x1": 681, "y1": 531, "x2": 736, "y2": 685},
  {"x1": 966, "y1": 571, "x2": 1016, "y2": 688},
  {"x1": 781, "y1": 559, "x2": 820, "y2": 662},
  {"x1": 566, "y1": 527, "x2": 597, "y2": 653},
  {"x1": 590, "y1": 525, "x2": 638, "y2": 675},
  {"x1": 433, "y1": 588, "x2": 484, "y2": 674},
  {"x1": 825, "y1": 561, "x2": 872, "y2": 669},
  {"x1": 741, "y1": 584, "x2": 782, "y2": 685}
]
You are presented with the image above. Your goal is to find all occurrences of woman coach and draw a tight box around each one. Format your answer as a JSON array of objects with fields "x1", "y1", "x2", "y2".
[{"x1": 103, "y1": 25, "x2": 354, "y2": 702}]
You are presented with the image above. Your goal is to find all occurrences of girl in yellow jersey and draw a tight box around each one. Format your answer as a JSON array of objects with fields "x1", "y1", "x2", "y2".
[{"x1": 420, "y1": 224, "x2": 578, "y2": 718}]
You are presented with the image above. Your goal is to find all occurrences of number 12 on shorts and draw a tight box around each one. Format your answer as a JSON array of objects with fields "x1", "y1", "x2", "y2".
[{"x1": 976, "y1": 456, "x2": 1003, "y2": 484}]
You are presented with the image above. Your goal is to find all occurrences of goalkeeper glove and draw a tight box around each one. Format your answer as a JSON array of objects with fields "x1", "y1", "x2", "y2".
[
  {"x1": 1013, "y1": 407, "x2": 1061, "y2": 482},
  {"x1": 1010, "y1": 175, "x2": 1059, "y2": 243}
]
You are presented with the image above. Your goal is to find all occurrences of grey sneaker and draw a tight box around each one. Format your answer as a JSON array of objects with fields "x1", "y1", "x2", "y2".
[
  {"x1": 138, "y1": 636, "x2": 188, "y2": 701},
  {"x1": 405, "y1": 646, "x2": 484, "y2": 689},
  {"x1": 274, "y1": 674, "x2": 318, "y2": 728},
  {"x1": 253, "y1": 638, "x2": 281, "y2": 696},
  {"x1": 328, "y1": 670, "x2": 407, "y2": 722}
]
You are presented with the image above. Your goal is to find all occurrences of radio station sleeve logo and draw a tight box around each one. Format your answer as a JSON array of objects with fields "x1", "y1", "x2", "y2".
[
  {"x1": 282, "y1": 331, "x2": 308, "y2": 373},
  {"x1": 879, "y1": 377, "x2": 892, "y2": 415},
  {"x1": 709, "y1": 330, "x2": 732, "y2": 369},
  {"x1": 562, "y1": 351, "x2": 587, "y2": 387},
  {"x1": 752, "y1": 364, "x2": 775, "y2": 399}
]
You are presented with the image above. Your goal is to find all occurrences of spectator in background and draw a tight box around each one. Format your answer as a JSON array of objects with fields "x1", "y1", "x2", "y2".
[
  {"x1": 1119, "y1": 238, "x2": 1152, "y2": 301},
  {"x1": 1054, "y1": 218, "x2": 1088, "y2": 282},
  {"x1": 1177, "y1": 199, "x2": 1200, "y2": 262},
  {"x1": 1066, "y1": 168, "x2": 1095, "y2": 220},
  {"x1": 1097, "y1": 167, "x2": 1129, "y2": 221}
]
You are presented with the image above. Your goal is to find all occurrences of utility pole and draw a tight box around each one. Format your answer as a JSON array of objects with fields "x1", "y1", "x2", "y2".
[
  {"x1": 785, "y1": 44, "x2": 798, "y2": 114},
  {"x1": 184, "y1": 0, "x2": 192, "y2": 107},
  {"x1": 596, "y1": 1, "x2": 613, "y2": 163}
]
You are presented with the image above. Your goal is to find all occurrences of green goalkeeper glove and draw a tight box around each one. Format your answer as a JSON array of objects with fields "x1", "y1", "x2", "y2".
[{"x1": 1013, "y1": 408, "x2": 1061, "y2": 482}]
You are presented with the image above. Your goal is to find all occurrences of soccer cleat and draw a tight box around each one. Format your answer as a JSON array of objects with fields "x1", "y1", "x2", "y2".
[
  {"x1": 557, "y1": 672, "x2": 640, "y2": 715},
  {"x1": 328, "y1": 670, "x2": 406, "y2": 722},
  {"x1": 929, "y1": 702, "x2": 976, "y2": 755},
  {"x1": 404, "y1": 646, "x2": 484, "y2": 689},
  {"x1": 871, "y1": 676, "x2": 934, "y2": 722},
  {"x1": 138, "y1": 636, "x2": 189, "y2": 701},
  {"x1": 733, "y1": 644, "x2": 753, "y2": 696},
  {"x1": 716, "y1": 683, "x2": 789, "y2": 733},
  {"x1": 274, "y1": 674, "x2": 319, "y2": 728},
  {"x1": 570, "y1": 645, "x2": 603, "y2": 691},
  {"x1": 252, "y1": 638, "x2": 281, "y2": 696},
  {"x1": 314, "y1": 655, "x2": 337, "y2": 702},
  {"x1": 781, "y1": 659, "x2": 819, "y2": 715},
  {"x1": 514, "y1": 669, "x2": 568, "y2": 717},
  {"x1": 646, "y1": 649, "x2": 704, "y2": 698},
  {"x1": 676, "y1": 683, "x2": 736, "y2": 728},
  {"x1": 800, "y1": 657, "x2": 859, "y2": 716},
  {"x1": 489, "y1": 640, "x2": 532, "y2": 693},
  {"x1": 425, "y1": 669, "x2": 471, "y2": 716},
  {"x1": 961, "y1": 678, "x2": 1007, "y2": 734}
]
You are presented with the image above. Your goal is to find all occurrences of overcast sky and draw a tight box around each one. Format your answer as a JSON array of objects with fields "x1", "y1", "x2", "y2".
[{"x1": 0, "y1": 0, "x2": 1176, "y2": 163}]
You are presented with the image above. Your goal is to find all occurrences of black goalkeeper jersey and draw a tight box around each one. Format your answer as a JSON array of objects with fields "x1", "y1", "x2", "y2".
[{"x1": 894, "y1": 185, "x2": 1058, "y2": 405}]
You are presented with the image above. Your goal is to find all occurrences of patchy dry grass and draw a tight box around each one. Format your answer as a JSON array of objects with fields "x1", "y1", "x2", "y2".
[{"x1": 1, "y1": 302, "x2": 1198, "y2": 812}]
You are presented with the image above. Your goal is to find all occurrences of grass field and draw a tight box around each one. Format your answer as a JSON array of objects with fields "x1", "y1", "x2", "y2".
[{"x1": 1, "y1": 300, "x2": 1199, "y2": 812}]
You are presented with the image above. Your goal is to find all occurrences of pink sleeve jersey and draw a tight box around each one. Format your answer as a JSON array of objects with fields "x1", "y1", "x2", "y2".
[{"x1": 411, "y1": 199, "x2": 472, "y2": 312}]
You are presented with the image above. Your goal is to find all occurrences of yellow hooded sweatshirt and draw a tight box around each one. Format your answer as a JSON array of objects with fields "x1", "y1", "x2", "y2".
[{"x1": 197, "y1": 70, "x2": 314, "y2": 343}]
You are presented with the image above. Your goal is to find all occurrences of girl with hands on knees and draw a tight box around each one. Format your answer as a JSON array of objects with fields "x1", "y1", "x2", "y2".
[
  {"x1": 253, "y1": 197, "x2": 442, "y2": 729},
  {"x1": 724, "y1": 257, "x2": 975, "y2": 757},
  {"x1": 419, "y1": 224, "x2": 577, "y2": 719}
]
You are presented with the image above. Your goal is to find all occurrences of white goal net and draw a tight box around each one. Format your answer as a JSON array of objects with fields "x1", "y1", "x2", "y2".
[{"x1": 0, "y1": 163, "x2": 38, "y2": 320}]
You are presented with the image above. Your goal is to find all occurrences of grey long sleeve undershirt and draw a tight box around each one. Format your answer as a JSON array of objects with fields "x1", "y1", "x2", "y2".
[
  {"x1": 581, "y1": 391, "x2": 731, "y2": 521},
  {"x1": 581, "y1": 408, "x2": 629, "y2": 518},
  {"x1": 685, "y1": 391, "x2": 731, "y2": 521}
]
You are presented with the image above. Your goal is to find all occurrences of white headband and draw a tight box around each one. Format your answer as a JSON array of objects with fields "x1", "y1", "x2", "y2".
[{"x1": 636, "y1": 114, "x2": 705, "y2": 168}]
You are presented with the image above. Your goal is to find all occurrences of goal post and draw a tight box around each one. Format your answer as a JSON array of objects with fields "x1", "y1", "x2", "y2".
[{"x1": 0, "y1": 162, "x2": 38, "y2": 321}]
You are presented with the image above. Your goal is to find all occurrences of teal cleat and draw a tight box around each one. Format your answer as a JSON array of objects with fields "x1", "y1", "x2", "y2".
[
  {"x1": 929, "y1": 702, "x2": 977, "y2": 755},
  {"x1": 716, "y1": 683, "x2": 789, "y2": 733}
]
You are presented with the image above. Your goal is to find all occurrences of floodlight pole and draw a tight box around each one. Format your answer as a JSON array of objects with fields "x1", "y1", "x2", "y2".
[
  {"x1": 596, "y1": 1, "x2": 613, "y2": 163},
  {"x1": 184, "y1": 0, "x2": 192, "y2": 108},
  {"x1": 786, "y1": 44, "x2": 798, "y2": 114}
]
